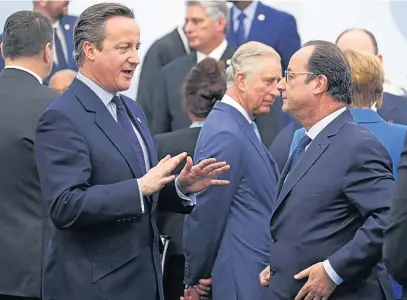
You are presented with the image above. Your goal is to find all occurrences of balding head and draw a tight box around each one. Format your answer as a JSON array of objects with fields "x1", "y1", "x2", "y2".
[
  {"x1": 336, "y1": 28, "x2": 381, "y2": 60},
  {"x1": 49, "y1": 69, "x2": 76, "y2": 93}
]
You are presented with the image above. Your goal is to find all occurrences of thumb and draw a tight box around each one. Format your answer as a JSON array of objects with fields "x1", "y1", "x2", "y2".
[{"x1": 294, "y1": 265, "x2": 312, "y2": 280}]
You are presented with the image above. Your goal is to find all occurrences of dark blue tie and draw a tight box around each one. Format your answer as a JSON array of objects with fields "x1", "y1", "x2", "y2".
[
  {"x1": 288, "y1": 134, "x2": 312, "y2": 174},
  {"x1": 112, "y1": 95, "x2": 147, "y2": 175},
  {"x1": 54, "y1": 28, "x2": 68, "y2": 69},
  {"x1": 235, "y1": 12, "x2": 247, "y2": 46}
]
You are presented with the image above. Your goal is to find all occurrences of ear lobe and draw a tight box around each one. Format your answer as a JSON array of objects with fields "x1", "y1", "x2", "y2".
[
  {"x1": 313, "y1": 75, "x2": 328, "y2": 95},
  {"x1": 83, "y1": 41, "x2": 96, "y2": 62},
  {"x1": 0, "y1": 42, "x2": 3, "y2": 60}
]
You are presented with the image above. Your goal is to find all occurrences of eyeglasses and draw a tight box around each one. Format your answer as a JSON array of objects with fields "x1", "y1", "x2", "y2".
[{"x1": 284, "y1": 70, "x2": 315, "y2": 82}]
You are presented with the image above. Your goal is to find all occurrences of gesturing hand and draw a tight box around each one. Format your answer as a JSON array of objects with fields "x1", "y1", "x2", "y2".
[
  {"x1": 139, "y1": 152, "x2": 187, "y2": 196},
  {"x1": 294, "y1": 262, "x2": 337, "y2": 300}
]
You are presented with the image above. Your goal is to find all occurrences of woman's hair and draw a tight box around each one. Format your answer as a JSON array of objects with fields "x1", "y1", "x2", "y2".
[{"x1": 182, "y1": 57, "x2": 227, "y2": 118}]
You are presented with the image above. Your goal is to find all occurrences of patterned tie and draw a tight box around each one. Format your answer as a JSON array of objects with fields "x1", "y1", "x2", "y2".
[
  {"x1": 251, "y1": 121, "x2": 262, "y2": 142},
  {"x1": 288, "y1": 134, "x2": 312, "y2": 174},
  {"x1": 112, "y1": 95, "x2": 147, "y2": 175},
  {"x1": 54, "y1": 28, "x2": 68, "y2": 69},
  {"x1": 236, "y1": 12, "x2": 247, "y2": 46}
]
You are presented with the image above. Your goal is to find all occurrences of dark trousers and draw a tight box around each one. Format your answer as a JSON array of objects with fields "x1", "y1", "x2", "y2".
[{"x1": 163, "y1": 255, "x2": 185, "y2": 300}]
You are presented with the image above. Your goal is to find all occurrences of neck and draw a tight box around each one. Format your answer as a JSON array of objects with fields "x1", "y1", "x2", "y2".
[
  {"x1": 234, "y1": 1, "x2": 253, "y2": 10},
  {"x1": 198, "y1": 36, "x2": 224, "y2": 55},
  {"x1": 4, "y1": 58, "x2": 47, "y2": 80},
  {"x1": 298, "y1": 99, "x2": 345, "y2": 131},
  {"x1": 34, "y1": 7, "x2": 58, "y2": 24},
  {"x1": 79, "y1": 65, "x2": 115, "y2": 94},
  {"x1": 227, "y1": 87, "x2": 253, "y2": 119},
  {"x1": 189, "y1": 115, "x2": 206, "y2": 123}
]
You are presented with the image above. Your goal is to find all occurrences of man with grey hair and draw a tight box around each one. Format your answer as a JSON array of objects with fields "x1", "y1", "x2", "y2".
[
  {"x1": 183, "y1": 41, "x2": 281, "y2": 300},
  {"x1": 150, "y1": 1, "x2": 235, "y2": 135},
  {"x1": 0, "y1": 10, "x2": 58, "y2": 300},
  {"x1": 34, "y1": 3, "x2": 230, "y2": 300}
]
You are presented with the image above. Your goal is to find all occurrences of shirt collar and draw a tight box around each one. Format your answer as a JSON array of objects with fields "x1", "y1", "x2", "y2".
[
  {"x1": 177, "y1": 25, "x2": 190, "y2": 54},
  {"x1": 4, "y1": 66, "x2": 43, "y2": 84},
  {"x1": 196, "y1": 39, "x2": 228, "y2": 63},
  {"x1": 306, "y1": 107, "x2": 347, "y2": 140},
  {"x1": 76, "y1": 72, "x2": 116, "y2": 106},
  {"x1": 53, "y1": 19, "x2": 60, "y2": 30},
  {"x1": 189, "y1": 121, "x2": 205, "y2": 128},
  {"x1": 221, "y1": 94, "x2": 252, "y2": 124},
  {"x1": 232, "y1": 1, "x2": 258, "y2": 23}
]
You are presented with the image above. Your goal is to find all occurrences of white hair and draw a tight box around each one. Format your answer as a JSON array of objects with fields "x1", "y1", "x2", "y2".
[
  {"x1": 226, "y1": 41, "x2": 281, "y2": 88},
  {"x1": 186, "y1": 1, "x2": 229, "y2": 30}
]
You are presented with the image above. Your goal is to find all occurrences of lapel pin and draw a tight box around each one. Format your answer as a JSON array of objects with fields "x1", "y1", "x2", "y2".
[
  {"x1": 137, "y1": 117, "x2": 142, "y2": 124},
  {"x1": 258, "y1": 14, "x2": 265, "y2": 21},
  {"x1": 64, "y1": 23, "x2": 70, "y2": 31},
  {"x1": 318, "y1": 144, "x2": 324, "y2": 149},
  {"x1": 226, "y1": 59, "x2": 231, "y2": 66},
  {"x1": 388, "y1": 119, "x2": 393, "y2": 123}
]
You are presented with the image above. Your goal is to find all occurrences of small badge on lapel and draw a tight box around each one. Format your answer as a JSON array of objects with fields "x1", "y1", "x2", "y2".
[
  {"x1": 258, "y1": 14, "x2": 265, "y2": 21},
  {"x1": 64, "y1": 23, "x2": 70, "y2": 31},
  {"x1": 137, "y1": 117, "x2": 142, "y2": 124},
  {"x1": 318, "y1": 144, "x2": 324, "y2": 149},
  {"x1": 226, "y1": 59, "x2": 231, "y2": 66},
  {"x1": 388, "y1": 119, "x2": 393, "y2": 123}
]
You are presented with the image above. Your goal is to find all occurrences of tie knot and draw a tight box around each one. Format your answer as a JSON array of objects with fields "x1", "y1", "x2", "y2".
[
  {"x1": 297, "y1": 134, "x2": 312, "y2": 150},
  {"x1": 238, "y1": 12, "x2": 246, "y2": 21},
  {"x1": 111, "y1": 95, "x2": 123, "y2": 108}
]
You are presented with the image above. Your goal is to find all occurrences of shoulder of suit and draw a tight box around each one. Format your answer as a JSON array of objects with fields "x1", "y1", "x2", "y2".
[
  {"x1": 161, "y1": 53, "x2": 194, "y2": 73},
  {"x1": 61, "y1": 15, "x2": 78, "y2": 25},
  {"x1": 257, "y1": 2, "x2": 297, "y2": 22}
]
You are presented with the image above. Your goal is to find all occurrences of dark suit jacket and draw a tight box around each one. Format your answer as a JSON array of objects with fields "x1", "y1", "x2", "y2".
[
  {"x1": 184, "y1": 102, "x2": 279, "y2": 300},
  {"x1": 378, "y1": 92, "x2": 407, "y2": 125},
  {"x1": 384, "y1": 138, "x2": 407, "y2": 300},
  {"x1": 34, "y1": 78, "x2": 191, "y2": 300},
  {"x1": 154, "y1": 127, "x2": 201, "y2": 255},
  {"x1": 227, "y1": 1, "x2": 301, "y2": 71},
  {"x1": 269, "y1": 110, "x2": 394, "y2": 300},
  {"x1": 0, "y1": 15, "x2": 78, "y2": 86},
  {"x1": 150, "y1": 45, "x2": 235, "y2": 134},
  {"x1": 137, "y1": 28, "x2": 188, "y2": 124},
  {"x1": 0, "y1": 68, "x2": 58, "y2": 297}
]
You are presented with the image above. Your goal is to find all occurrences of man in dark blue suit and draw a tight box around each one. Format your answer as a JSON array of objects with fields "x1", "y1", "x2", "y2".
[
  {"x1": 266, "y1": 41, "x2": 394, "y2": 299},
  {"x1": 227, "y1": 1, "x2": 301, "y2": 71},
  {"x1": 183, "y1": 41, "x2": 281, "y2": 300},
  {"x1": 34, "y1": 4, "x2": 230, "y2": 300},
  {"x1": 0, "y1": 1, "x2": 77, "y2": 85}
]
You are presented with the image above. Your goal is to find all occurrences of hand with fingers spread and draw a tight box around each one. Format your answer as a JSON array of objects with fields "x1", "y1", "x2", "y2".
[
  {"x1": 139, "y1": 152, "x2": 188, "y2": 196},
  {"x1": 294, "y1": 262, "x2": 336, "y2": 300},
  {"x1": 178, "y1": 157, "x2": 230, "y2": 193},
  {"x1": 259, "y1": 265, "x2": 270, "y2": 287},
  {"x1": 180, "y1": 286, "x2": 200, "y2": 300}
]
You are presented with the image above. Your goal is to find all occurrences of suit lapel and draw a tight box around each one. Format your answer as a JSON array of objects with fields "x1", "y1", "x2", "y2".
[
  {"x1": 247, "y1": 3, "x2": 266, "y2": 42},
  {"x1": 69, "y1": 79, "x2": 143, "y2": 179},
  {"x1": 60, "y1": 17, "x2": 75, "y2": 69},
  {"x1": 220, "y1": 45, "x2": 236, "y2": 67},
  {"x1": 272, "y1": 110, "x2": 353, "y2": 217}
]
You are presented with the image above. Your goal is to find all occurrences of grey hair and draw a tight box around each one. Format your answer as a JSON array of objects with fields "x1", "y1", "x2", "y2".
[
  {"x1": 73, "y1": 3, "x2": 134, "y2": 67},
  {"x1": 186, "y1": 1, "x2": 229, "y2": 30},
  {"x1": 226, "y1": 41, "x2": 281, "y2": 88}
]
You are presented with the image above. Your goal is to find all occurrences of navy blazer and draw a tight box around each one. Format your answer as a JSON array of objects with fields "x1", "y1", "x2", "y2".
[
  {"x1": 378, "y1": 92, "x2": 407, "y2": 126},
  {"x1": 227, "y1": 1, "x2": 301, "y2": 70},
  {"x1": 0, "y1": 15, "x2": 78, "y2": 85},
  {"x1": 34, "y1": 78, "x2": 190, "y2": 300},
  {"x1": 183, "y1": 102, "x2": 279, "y2": 300},
  {"x1": 270, "y1": 110, "x2": 394, "y2": 299}
]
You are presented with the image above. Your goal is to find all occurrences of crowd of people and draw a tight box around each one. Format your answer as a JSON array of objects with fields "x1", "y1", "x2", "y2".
[{"x1": 1, "y1": 1, "x2": 407, "y2": 300}]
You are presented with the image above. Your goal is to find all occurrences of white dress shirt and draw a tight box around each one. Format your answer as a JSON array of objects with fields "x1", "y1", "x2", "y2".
[
  {"x1": 4, "y1": 66, "x2": 43, "y2": 84},
  {"x1": 53, "y1": 20, "x2": 68, "y2": 66},
  {"x1": 232, "y1": 1, "x2": 258, "y2": 39},
  {"x1": 177, "y1": 25, "x2": 191, "y2": 54},
  {"x1": 303, "y1": 106, "x2": 347, "y2": 285},
  {"x1": 221, "y1": 94, "x2": 252, "y2": 124},
  {"x1": 196, "y1": 39, "x2": 228, "y2": 63},
  {"x1": 76, "y1": 72, "x2": 193, "y2": 213}
]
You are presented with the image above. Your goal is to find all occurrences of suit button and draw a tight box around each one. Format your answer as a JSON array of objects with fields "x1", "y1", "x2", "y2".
[
  {"x1": 271, "y1": 236, "x2": 277, "y2": 243},
  {"x1": 270, "y1": 268, "x2": 277, "y2": 275}
]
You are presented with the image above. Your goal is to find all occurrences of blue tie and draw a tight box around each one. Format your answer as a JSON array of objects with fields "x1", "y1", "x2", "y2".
[
  {"x1": 288, "y1": 134, "x2": 312, "y2": 174},
  {"x1": 251, "y1": 121, "x2": 262, "y2": 142},
  {"x1": 112, "y1": 95, "x2": 147, "y2": 175},
  {"x1": 54, "y1": 28, "x2": 68, "y2": 69},
  {"x1": 236, "y1": 12, "x2": 247, "y2": 46}
]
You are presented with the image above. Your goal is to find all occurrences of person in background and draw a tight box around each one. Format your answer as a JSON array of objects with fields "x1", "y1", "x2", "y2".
[
  {"x1": 183, "y1": 41, "x2": 281, "y2": 300},
  {"x1": 266, "y1": 41, "x2": 394, "y2": 300},
  {"x1": 49, "y1": 69, "x2": 76, "y2": 93},
  {"x1": 290, "y1": 49, "x2": 407, "y2": 300},
  {"x1": 0, "y1": 10, "x2": 58, "y2": 300},
  {"x1": 137, "y1": 25, "x2": 190, "y2": 124},
  {"x1": 0, "y1": 0, "x2": 78, "y2": 85},
  {"x1": 154, "y1": 57, "x2": 226, "y2": 300},
  {"x1": 336, "y1": 28, "x2": 407, "y2": 125},
  {"x1": 34, "y1": 3, "x2": 230, "y2": 300}
]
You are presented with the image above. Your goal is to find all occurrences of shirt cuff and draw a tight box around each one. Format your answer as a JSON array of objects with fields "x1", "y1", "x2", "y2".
[
  {"x1": 323, "y1": 260, "x2": 343, "y2": 285},
  {"x1": 175, "y1": 177, "x2": 196, "y2": 206},
  {"x1": 136, "y1": 179, "x2": 145, "y2": 213}
]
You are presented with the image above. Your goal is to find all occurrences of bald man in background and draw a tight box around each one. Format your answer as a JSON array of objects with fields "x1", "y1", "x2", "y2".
[
  {"x1": 49, "y1": 69, "x2": 76, "y2": 93},
  {"x1": 336, "y1": 28, "x2": 407, "y2": 125}
]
